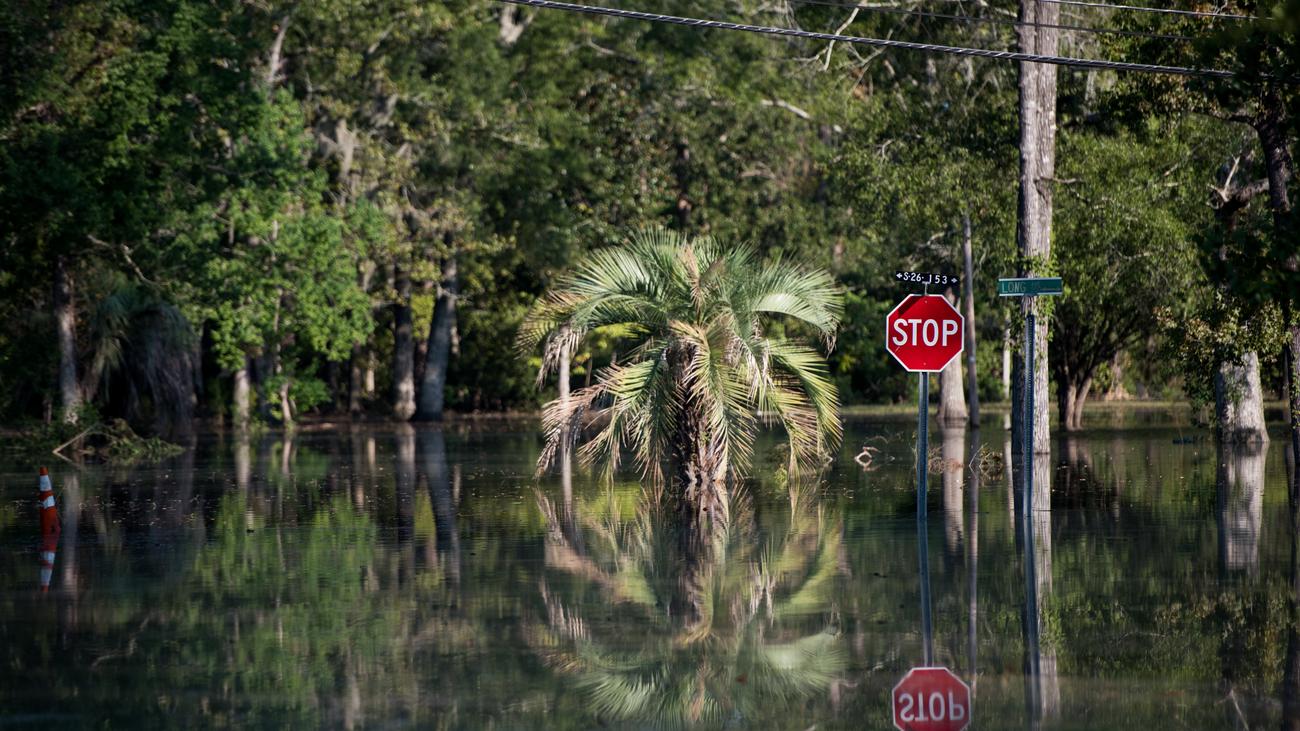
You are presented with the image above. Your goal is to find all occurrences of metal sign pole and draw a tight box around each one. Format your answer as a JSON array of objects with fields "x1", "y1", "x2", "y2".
[
  {"x1": 918, "y1": 372, "x2": 929, "y2": 521},
  {"x1": 1023, "y1": 305, "x2": 1034, "y2": 516}
]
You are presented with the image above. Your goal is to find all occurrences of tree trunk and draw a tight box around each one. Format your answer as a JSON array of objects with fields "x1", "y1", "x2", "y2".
[
  {"x1": 1286, "y1": 325, "x2": 1300, "y2": 478},
  {"x1": 53, "y1": 255, "x2": 82, "y2": 423},
  {"x1": 391, "y1": 264, "x2": 416, "y2": 421},
  {"x1": 1012, "y1": 0, "x2": 1058, "y2": 456},
  {"x1": 1071, "y1": 375, "x2": 1091, "y2": 431},
  {"x1": 1058, "y1": 373, "x2": 1093, "y2": 432},
  {"x1": 938, "y1": 286, "x2": 968, "y2": 426},
  {"x1": 233, "y1": 357, "x2": 251, "y2": 429},
  {"x1": 415, "y1": 251, "x2": 458, "y2": 421},
  {"x1": 670, "y1": 356, "x2": 729, "y2": 527},
  {"x1": 1216, "y1": 352, "x2": 1269, "y2": 444},
  {"x1": 1103, "y1": 352, "x2": 1130, "y2": 401},
  {"x1": 1253, "y1": 87, "x2": 1297, "y2": 471},
  {"x1": 349, "y1": 345, "x2": 364, "y2": 415},
  {"x1": 279, "y1": 378, "x2": 292, "y2": 428},
  {"x1": 961, "y1": 214, "x2": 979, "y2": 427}
]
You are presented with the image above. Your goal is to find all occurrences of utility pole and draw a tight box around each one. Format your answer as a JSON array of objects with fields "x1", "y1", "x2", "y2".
[{"x1": 1012, "y1": 0, "x2": 1058, "y2": 456}]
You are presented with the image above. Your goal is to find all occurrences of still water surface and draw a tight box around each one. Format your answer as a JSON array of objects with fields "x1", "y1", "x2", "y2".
[{"x1": 2, "y1": 416, "x2": 1298, "y2": 729}]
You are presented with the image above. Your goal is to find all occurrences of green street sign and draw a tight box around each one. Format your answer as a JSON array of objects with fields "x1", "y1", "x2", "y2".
[{"x1": 998, "y1": 277, "x2": 1063, "y2": 297}]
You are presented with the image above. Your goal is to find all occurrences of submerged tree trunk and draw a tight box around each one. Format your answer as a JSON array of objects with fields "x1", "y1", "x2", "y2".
[
  {"x1": 939, "y1": 358, "x2": 967, "y2": 427},
  {"x1": 938, "y1": 287, "x2": 968, "y2": 426},
  {"x1": 669, "y1": 355, "x2": 729, "y2": 527},
  {"x1": 1012, "y1": 0, "x2": 1057, "y2": 456},
  {"x1": 54, "y1": 255, "x2": 82, "y2": 423},
  {"x1": 1216, "y1": 352, "x2": 1269, "y2": 445},
  {"x1": 1055, "y1": 362, "x2": 1093, "y2": 433},
  {"x1": 392, "y1": 264, "x2": 416, "y2": 421},
  {"x1": 961, "y1": 214, "x2": 979, "y2": 427},
  {"x1": 415, "y1": 251, "x2": 458, "y2": 421}
]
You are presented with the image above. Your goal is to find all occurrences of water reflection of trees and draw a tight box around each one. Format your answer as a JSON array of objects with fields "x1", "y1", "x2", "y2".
[{"x1": 530, "y1": 470, "x2": 846, "y2": 727}]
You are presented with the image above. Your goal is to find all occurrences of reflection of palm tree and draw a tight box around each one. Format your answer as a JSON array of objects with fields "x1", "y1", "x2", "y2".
[{"x1": 530, "y1": 482, "x2": 845, "y2": 727}]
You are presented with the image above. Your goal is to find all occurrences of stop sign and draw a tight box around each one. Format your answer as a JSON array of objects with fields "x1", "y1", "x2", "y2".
[
  {"x1": 892, "y1": 666, "x2": 972, "y2": 731},
  {"x1": 886, "y1": 295, "x2": 964, "y2": 372}
]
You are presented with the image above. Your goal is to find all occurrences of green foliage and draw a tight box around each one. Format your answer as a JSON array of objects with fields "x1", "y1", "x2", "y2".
[
  {"x1": 521, "y1": 229, "x2": 843, "y2": 481},
  {"x1": 1160, "y1": 291, "x2": 1287, "y2": 412}
]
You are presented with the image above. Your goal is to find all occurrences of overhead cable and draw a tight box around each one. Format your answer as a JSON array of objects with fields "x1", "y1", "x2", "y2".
[
  {"x1": 498, "y1": 0, "x2": 1243, "y2": 78},
  {"x1": 788, "y1": 0, "x2": 1198, "y2": 42},
  {"x1": 1036, "y1": 0, "x2": 1257, "y2": 21}
]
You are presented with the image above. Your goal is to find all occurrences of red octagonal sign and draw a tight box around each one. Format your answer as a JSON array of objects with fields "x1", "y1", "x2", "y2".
[
  {"x1": 886, "y1": 295, "x2": 964, "y2": 373},
  {"x1": 892, "y1": 666, "x2": 972, "y2": 731}
]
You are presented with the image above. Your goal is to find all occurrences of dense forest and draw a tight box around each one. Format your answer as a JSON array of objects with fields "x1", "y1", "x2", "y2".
[{"x1": 1, "y1": 0, "x2": 1297, "y2": 441}]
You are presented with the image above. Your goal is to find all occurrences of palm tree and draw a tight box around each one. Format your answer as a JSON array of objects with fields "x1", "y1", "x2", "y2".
[{"x1": 519, "y1": 229, "x2": 843, "y2": 515}]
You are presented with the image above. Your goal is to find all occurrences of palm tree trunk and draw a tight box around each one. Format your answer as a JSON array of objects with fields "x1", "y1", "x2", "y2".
[
  {"x1": 415, "y1": 251, "x2": 458, "y2": 421},
  {"x1": 54, "y1": 255, "x2": 82, "y2": 423},
  {"x1": 391, "y1": 264, "x2": 416, "y2": 420}
]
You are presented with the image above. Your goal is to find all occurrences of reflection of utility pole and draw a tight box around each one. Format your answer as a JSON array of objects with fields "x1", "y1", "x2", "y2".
[
  {"x1": 1018, "y1": 452, "x2": 1058, "y2": 727},
  {"x1": 967, "y1": 429, "x2": 980, "y2": 695}
]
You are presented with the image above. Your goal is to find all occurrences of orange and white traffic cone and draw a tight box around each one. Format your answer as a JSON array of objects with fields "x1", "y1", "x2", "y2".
[
  {"x1": 38, "y1": 467, "x2": 60, "y2": 537},
  {"x1": 38, "y1": 530, "x2": 57, "y2": 593}
]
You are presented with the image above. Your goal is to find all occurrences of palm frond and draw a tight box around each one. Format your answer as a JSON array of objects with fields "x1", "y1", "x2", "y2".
[{"x1": 520, "y1": 227, "x2": 843, "y2": 486}]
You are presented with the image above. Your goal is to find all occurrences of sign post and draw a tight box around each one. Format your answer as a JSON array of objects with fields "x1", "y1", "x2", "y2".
[
  {"x1": 886, "y1": 286, "x2": 963, "y2": 672},
  {"x1": 996, "y1": 277, "x2": 1062, "y2": 517},
  {"x1": 998, "y1": 276, "x2": 1061, "y2": 719}
]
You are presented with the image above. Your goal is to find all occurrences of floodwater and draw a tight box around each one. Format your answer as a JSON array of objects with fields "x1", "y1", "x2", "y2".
[{"x1": 1, "y1": 414, "x2": 1297, "y2": 729}]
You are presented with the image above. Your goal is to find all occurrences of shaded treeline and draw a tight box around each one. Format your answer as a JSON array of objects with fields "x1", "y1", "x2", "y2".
[{"x1": 0, "y1": 0, "x2": 1296, "y2": 438}]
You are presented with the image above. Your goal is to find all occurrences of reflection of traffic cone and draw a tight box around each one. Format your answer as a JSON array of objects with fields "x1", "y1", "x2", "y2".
[
  {"x1": 38, "y1": 467, "x2": 60, "y2": 537},
  {"x1": 38, "y1": 531, "x2": 57, "y2": 593}
]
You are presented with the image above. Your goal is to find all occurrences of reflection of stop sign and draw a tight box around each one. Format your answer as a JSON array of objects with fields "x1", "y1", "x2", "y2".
[
  {"x1": 892, "y1": 666, "x2": 971, "y2": 731},
  {"x1": 886, "y1": 295, "x2": 964, "y2": 372}
]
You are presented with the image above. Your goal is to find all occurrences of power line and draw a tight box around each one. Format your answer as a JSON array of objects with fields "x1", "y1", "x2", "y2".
[
  {"x1": 499, "y1": 0, "x2": 1242, "y2": 78},
  {"x1": 788, "y1": 0, "x2": 1199, "y2": 42},
  {"x1": 1036, "y1": 0, "x2": 1257, "y2": 21}
]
